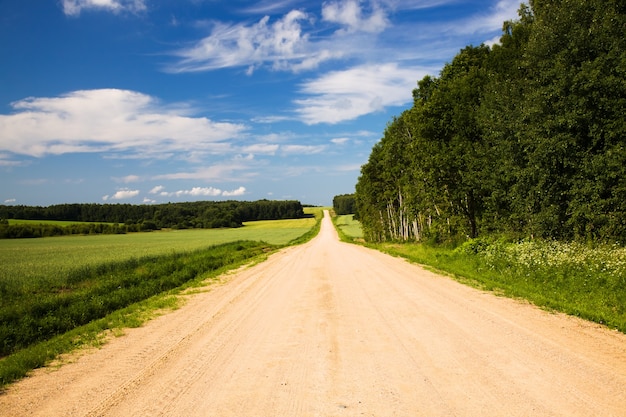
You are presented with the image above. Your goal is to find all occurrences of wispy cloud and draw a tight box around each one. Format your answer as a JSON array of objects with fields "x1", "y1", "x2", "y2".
[
  {"x1": 168, "y1": 10, "x2": 340, "y2": 74},
  {"x1": 294, "y1": 63, "x2": 429, "y2": 124},
  {"x1": 281, "y1": 144, "x2": 327, "y2": 155},
  {"x1": 149, "y1": 185, "x2": 165, "y2": 194},
  {"x1": 0, "y1": 89, "x2": 246, "y2": 158},
  {"x1": 321, "y1": 0, "x2": 389, "y2": 33},
  {"x1": 454, "y1": 0, "x2": 521, "y2": 35},
  {"x1": 330, "y1": 137, "x2": 350, "y2": 145},
  {"x1": 242, "y1": 143, "x2": 280, "y2": 155},
  {"x1": 114, "y1": 175, "x2": 141, "y2": 183},
  {"x1": 62, "y1": 0, "x2": 146, "y2": 16},
  {"x1": 153, "y1": 156, "x2": 258, "y2": 182}
]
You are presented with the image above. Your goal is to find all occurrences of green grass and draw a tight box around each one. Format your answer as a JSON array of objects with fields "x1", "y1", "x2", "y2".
[
  {"x1": 369, "y1": 239, "x2": 626, "y2": 333},
  {"x1": 334, "y1": 214, "x2": 626, "y2": 333},
  {"x1": 0, "y1": 209, "x2": 323, "y2": 388},
  {"x1": 0, "y1": 213, "x2": 317, "y2": 290},
  {"x1": 332, "y1": 213, "x2": 363, "y2": 241}
]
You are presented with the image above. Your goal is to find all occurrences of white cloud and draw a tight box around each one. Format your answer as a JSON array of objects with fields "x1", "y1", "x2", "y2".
[
  {"x1": 419, "y1": 0, "x2": 520, "y2": 37},
  {"x1": 0, "y1": 153, "x2": 24, "y2": 167},
  {"x1": 114, "y1": 174, "x2": 141, "y2": 183},
  {"x1": 281, "y1": 144, "x2": 327, "y2": 155},
  {"x1": 171, "y1": 187, "x2": 223, "y2": 197},
  {"x1": 241, "y1": 143, "x2": 280, "y2": 155},
  {"x1": 149, "y1": 185, "x2": 165, "y2": 194},
  {"x1": 222, "y1": 186, "x2": 247, "y2": 197},
  {"x1": 335, "y1": 163, "x2": 362, "y2": 172},
  {"x1": 169, "y1": 10, "x2": 340, "y2": 73},
  {"x1": 0, "y1": 89, "x2": 246, "y2": 158},
  {"x1": 153, "y1": 156, "x2": 258, "y2": 182},
  {"x1": 331, "y1": 137, "x2": 350, "y2": 145},
  {"x1": 462, "y1": 0, "x2": 521, "y2": 35},
  {"x1": 157, "y1": 186, "x2": 247, "y2": 198},
  {"x1": 295, "y1": 63, "x2": 428, "y2": 124},
  {"x1": 62, "y1": 0, "x2": 146, "y2": 16},
  {"x1": 322, "y1": 0, "x2": 389, "y2": 33},
  {"x1": 4, "y1": 198, "x2": 16, "y2": 203},
  {"x1": 103, "y1": 188, "x2": 140, "y2": 200}
]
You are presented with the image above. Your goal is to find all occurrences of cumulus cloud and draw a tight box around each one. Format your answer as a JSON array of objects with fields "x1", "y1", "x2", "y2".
[
  {"x1": 156, "y1": 186, "x2": 247, "y2": 198},
  {"x1": 103, "y1": 188, "x2": 140, "y2": 201},
  {"x1": 222, "y1": 186, "x2": 247, "y2": 197},
  {"x1": 294, "y1": 63, "x2": 428, "y2": 124},
  {"x1": 4, "y1": 198, "x2": 16, "y2": 203},
  {"x1": 168, "y1": 10, "x2": 340, "y2": 73},
  {"x1": 62, "y1": 0, "x2": 146, "y2": 16},
  {"x1": 0, "y1": 89, "x2": 246, "y2": 158},
  {"x1": 322, "y1": 0, "x2": 389, "y2": 33}
]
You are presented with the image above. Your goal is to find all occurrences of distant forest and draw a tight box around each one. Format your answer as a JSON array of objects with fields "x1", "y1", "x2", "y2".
[
  {"x1": 355, "y1": 0, "x2": 626, "y2": 244},
  {"x1": 0, "y1": 200, "x2": 304, "y2": 238}
]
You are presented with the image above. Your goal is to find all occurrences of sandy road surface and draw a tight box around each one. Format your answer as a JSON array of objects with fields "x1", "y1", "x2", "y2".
[{"x1": 3, "y1": 210, "x2": 626, "y2": 416}]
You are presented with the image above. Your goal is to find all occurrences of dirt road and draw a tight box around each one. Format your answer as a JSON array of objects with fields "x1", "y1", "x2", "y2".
[{"x1": 3, "y1": 210, "x2": 626, "y2": 416}]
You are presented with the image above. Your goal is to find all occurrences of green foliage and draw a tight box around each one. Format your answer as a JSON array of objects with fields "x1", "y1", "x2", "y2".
[
  {"x1": 373, "y1": 239, "x2": 626, "y2": 333},
  {"x1": 0, "y1": 200, "x2": 305, "y2": 238},
  {"x1": 332, "y1": 194, "x2": 357, "y2": 215},
  {"x1": 332, "y1": 214, "x2": 364, "y2": 242},
  {"x1": 0, "y1": 241, "x2": 271, "y2": 358},
  {"x1": 356, "y1": 0, "x2": 626, "y2": 244},
  {"x1": 0, "y1": 210, "x2": 322, "y2": 387}
]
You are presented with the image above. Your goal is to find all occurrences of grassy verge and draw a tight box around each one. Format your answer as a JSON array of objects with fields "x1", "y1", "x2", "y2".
[
  {"x1": 0, "y1": 209, "x2": 323, "y2": 388},
  {"x1": 331, "y1": 212, "x2": 363, "y2": 242},
  {"x1": 0, "y1": 241, "x2": 272, "y2": 387},
  {"x1": 330, "y1": 213, "x2": 626, "y2": 334},
  {"x1": 370, "y1": 239, "x2": 626, "y2": 333}
]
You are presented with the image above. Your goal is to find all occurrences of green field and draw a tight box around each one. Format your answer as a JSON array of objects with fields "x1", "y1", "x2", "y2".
[
  {"x1": 332, "y1": 214, "x2": 363, "y2": 241},
  {"x1": 0, "y1": 213, "x2": 318, "y2": 288},
  {"x1": 0, "y1": 208, "x2": 323, "y2": 387}
]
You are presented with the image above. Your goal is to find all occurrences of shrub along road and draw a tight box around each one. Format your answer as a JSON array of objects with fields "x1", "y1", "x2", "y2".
[{"x1": 2, "y1": 211, "x2": 626, "y2": 416}]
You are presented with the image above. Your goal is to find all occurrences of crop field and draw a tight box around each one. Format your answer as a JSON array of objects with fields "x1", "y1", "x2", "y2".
[
  {"x1": 0, "y1": 208, "x2": 322, "y2": 386},
  {"x1": 0, "y1": 212, "x2": 318, "y2": 288}
]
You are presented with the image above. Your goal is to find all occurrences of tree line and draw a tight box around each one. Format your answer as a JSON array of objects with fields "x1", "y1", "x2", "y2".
[
  {"x1": 332, "y1": 194, "x2": 357, "y2": 216},
  {"x1": 355, "y1": 0, "x2": 626, "y2": 244},
  {"x1": 0, "y1": 200, "x2": 304, "y2": 238}
]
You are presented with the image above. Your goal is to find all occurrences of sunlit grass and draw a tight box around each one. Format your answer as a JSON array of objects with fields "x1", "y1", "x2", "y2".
[
  {"x1": 0, "y1": 212, "x2": 317, "y2": 290},
  {"x1": 332, "y1": 213, "x2": 363, "y2": 241},
  {"x1": 372, "y1": 238, "x2": 626, "y2": 333},
  {"x1": 0, "y1": 209, "x2": 323, "y2": 388}
]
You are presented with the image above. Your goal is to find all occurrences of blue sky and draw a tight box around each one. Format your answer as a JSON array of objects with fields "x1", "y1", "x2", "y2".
[{"x1": 0, "y1": 0, "x2": 521, "y2": 206}]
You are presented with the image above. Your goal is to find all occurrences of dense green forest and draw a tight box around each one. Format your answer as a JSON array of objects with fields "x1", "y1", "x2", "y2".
[
  {"x1": 0, "y1": 200, "x2": 304, "y2": 238},
  {"x1": 355, "y1": 0, "x2": 626, "y2": 244},
  {"x1": 333, "y1": 194, "x2": 357, "y2": 216}
]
